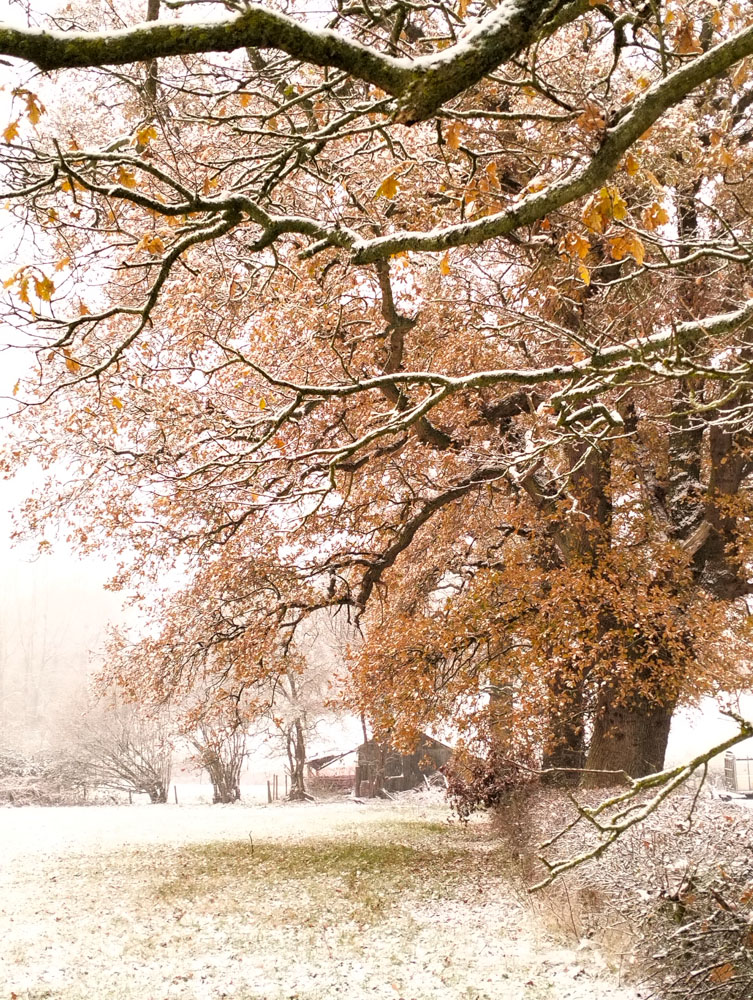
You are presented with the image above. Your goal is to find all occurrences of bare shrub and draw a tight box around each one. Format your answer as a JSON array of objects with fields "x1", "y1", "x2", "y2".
[
  {"x1": 64, "y1": 700, "x2": 174, "y2": 803},
  {"x1": 498, "y1": 785, "x2": 753, "y2": 998},
  {"x1": 632, "y1": 799, "x2": 753, "y2": 999},
  {"x1": 0, "y1": 745, "x2": 87, "y2": 806},
  {"x1": 187, "y1": 718, "x2": 247, "y2": 803}
]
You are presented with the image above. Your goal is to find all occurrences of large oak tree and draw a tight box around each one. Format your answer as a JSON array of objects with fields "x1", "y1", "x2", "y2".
[{"x1": 2, "y1": 0, "x2": 753, "y2": 782}]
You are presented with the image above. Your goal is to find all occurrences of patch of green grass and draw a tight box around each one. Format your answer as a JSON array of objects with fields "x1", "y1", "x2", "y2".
[
  {"x1": 375, "y1": 817, "x2": 455, "y2": 836},
  {"x1": 155, "y1": 837, "x2": 466, "y2": 900},
  {"x1": 150, "y1": 812, "x2": 492, "y2": 938},
  {"x1": 145, "y1": 810, "x2": 506, "y2": 937}
]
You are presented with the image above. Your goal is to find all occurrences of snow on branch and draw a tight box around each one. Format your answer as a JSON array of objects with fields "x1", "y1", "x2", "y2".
[
  {"x1": 226, "y1": 297, "x2": 753, "y2": 404},
  {"x1": 0, "y1": 0, "x2": 584, "y2": 122},
  {"x1": 350, "y1": 23, "x2": 753, "y2": 260},
  {"x1": 0, "y1": 11, "x2": 405, "y2": 95},
  {"x1": 530, "y1": 713, "x2": 753, "y2": 892}
]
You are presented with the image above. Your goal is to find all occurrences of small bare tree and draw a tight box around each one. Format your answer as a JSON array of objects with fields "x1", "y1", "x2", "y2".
[
  {"x1": 275, "y1": 673, "x2": 312, "y2": 802},
  {"x1": 67, "y1": 699, "x2": 173, "y2": 803},
  {"x1": 186, "y1": 714, "x2": 247, "y2": 803},
  {"x1": 258, "y1": 612, "x2": 350, "y2": 801}
]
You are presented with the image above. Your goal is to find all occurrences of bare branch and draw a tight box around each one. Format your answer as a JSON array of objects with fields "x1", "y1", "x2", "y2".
[{"x1": 530, "y1": 714, "x2": 753, "y2": 892}]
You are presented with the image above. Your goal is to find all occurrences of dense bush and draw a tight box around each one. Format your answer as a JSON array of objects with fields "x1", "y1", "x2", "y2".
[{"x1": 0, "y1": 745, "x2": 87, "y2": 806}]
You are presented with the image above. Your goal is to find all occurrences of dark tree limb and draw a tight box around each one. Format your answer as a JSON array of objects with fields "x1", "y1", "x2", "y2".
[{"x1": 0, "y1": 0, "x2": 585, "y2": 124}]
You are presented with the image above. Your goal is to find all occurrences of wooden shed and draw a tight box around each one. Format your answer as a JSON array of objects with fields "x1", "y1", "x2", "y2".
[
  {"x1": 306, "y1": 734, "x2": 452, "y2": 797},
  {"x1": 305, "y1": 749, "x2": 358, "y2": 794},
  {"x1": 355, "y1": 735, "x2": 452, "y2": 797}
]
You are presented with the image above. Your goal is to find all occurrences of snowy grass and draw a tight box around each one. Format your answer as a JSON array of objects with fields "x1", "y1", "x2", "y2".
[{"x1": 0, "y1": 796, "x2": 639, "y2": 1000}]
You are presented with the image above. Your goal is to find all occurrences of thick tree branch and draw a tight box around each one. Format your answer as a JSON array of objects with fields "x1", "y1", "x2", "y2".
[
  {"x1": 234, "y1": 298, "x2": 753, "y2": 404},
  {"x1": 350, "y1": 24, "x2": 753, "y2": 260},
  {"x1": 355, "y1": 464, "x2": 509, "y2": 609},
  {"x1": 17, "y1": 19, "x2": 753, "y2": 278},
  {"x1": 374, "y1": 260, "x2": 453, "y2": 449},
  {"x1": 0, "y1": 0, "x2": 584, "y2": 122},
  {"x1": 0, "y1": 10, "x2": 406, "y2": 94}
]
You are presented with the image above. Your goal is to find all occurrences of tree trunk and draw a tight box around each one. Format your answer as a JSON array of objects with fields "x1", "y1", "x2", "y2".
[
  {"x1": 287, "y1": 718, "x2": 308, "y2": 800},
  {"x1": 521, "y1": 451, "x2": 608, "y2": 786},
  {"x1": 582, "y1": 693, "x2": 675, "y2": 787},
  {"x1": 541, "y1": 671, "x2": 586, "y2": 787},
  {"x1": 372, "y1": 743, "x2": 387, "y2": 797},
  {"x1": 148, "y1": 782, "x2": 168, "y2": 803},
  {"x1": 208, "y1": 763, "x2": 241, "y2": 803}
]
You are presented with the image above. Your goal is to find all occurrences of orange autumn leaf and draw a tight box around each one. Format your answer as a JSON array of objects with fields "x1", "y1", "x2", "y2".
[
  {"x1": 137, "y1": 233, "x2": 166, "y2": 255},
  {"x1": 709, "y1": 963, "x2": 735, "y2": 984},
  {"x1": 643, "y1": 202, "x2": 670, "y2": 230},
  {"x1": 623, "y1": 152, "x2": 640, "y2": 176},
  {"x1": 135, "y1": 124, "x2": 158, "y2": 146},
  {"x1": 3, "y1": 119, "x2": 20, "y2": 143},
  {"x1": 582, "y1": 186, "x2": 628, "y2": 233},
  {"x1": 117, "y1": 166, "x2": 138, "y2": 189},
  {"x1": 63, "y1": 350, "x2": 81, "y2": 374},
  {"x1": 445, "y1": 122, "x2": 462, "y2": 150},
  {"x1": 559, "y1": 232, "x2": 591, "y2": 260},
  {"x1": 609, "y1": 233, "x2": 645, "y2": 266},
  {"x1": 375, "y1": 173, "x2": 400, "y2": 199},
  {"x1": 33, "y1": 274, "x2": 55, "y2": 301}
]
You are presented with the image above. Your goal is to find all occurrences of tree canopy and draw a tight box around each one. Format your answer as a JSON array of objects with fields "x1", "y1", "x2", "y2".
[{"x1": 2, "y1": 0, "x2": 753, "y2": 783}]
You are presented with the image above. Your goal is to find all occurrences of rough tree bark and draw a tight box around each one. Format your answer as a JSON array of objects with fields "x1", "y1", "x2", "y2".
[
  {"x1": 583, "y1": 187, "x2": 752, "y2": 783},
  {"x1": 585, "y1": 694, "x2": 675, "y2": 782}
]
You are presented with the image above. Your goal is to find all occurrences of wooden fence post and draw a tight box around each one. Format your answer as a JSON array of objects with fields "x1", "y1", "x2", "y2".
[{"x1": 267, "y1": 779, "x2": 272, "y2": 803}]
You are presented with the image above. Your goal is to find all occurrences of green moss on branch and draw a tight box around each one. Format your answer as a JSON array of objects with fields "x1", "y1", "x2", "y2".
[{"x1": 0, "y1": 0, "x2": 586, "y2": 122}]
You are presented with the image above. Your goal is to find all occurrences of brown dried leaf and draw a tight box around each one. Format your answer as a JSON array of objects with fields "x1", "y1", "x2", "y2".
[
  {"x1": 117, "y1": 166, "x2": 138, "y2": 189},
  {"x1": 136, "y1": 124, "x2": 158, "y2": 147},
  {"x1": 709, "y1": 963, "x2": 735, "y2": 984},
  {"x1": 34, "y1": 274, "x2": 55, "y2": 301}
]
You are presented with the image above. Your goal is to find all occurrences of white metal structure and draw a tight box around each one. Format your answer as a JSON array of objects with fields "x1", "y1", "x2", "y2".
[{"x1": 724, "y1": 751, "x2": 753, "y2": 794}]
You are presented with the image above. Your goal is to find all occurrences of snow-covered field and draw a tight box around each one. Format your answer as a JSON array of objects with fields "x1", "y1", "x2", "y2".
[{"x1": 0, "y1": 796, "x2": 641, "y2": 1000}]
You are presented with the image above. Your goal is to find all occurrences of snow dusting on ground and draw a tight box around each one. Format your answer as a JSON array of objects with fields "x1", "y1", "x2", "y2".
[{"x1": 0, "y1": 797, "x2": 642, "y2": 1000}]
